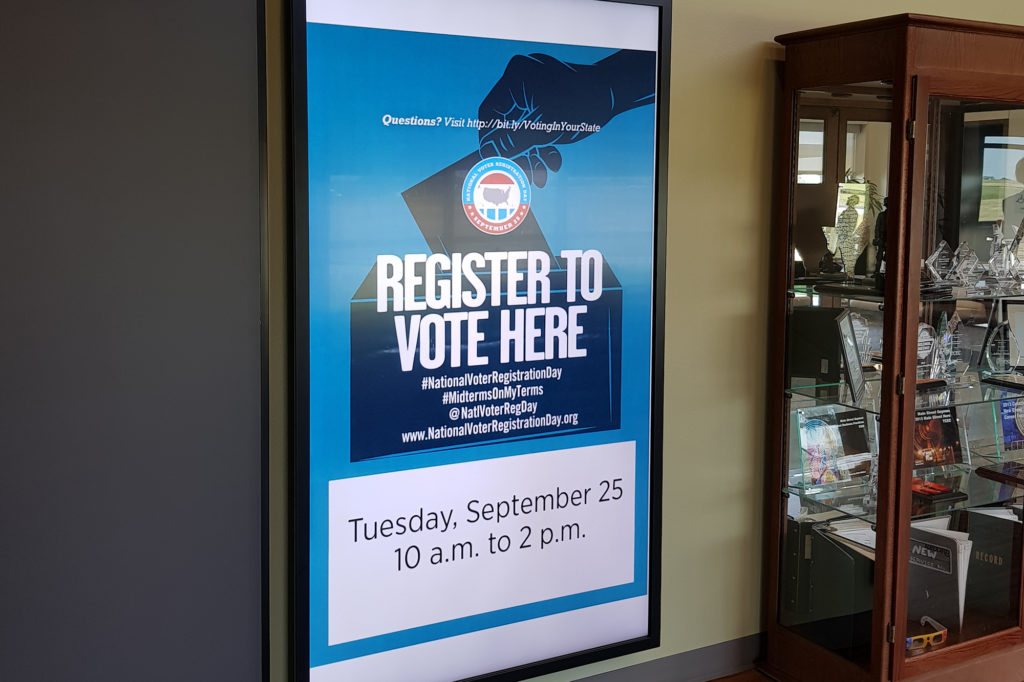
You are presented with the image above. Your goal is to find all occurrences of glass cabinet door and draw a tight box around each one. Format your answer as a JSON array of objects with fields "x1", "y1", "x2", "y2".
[
  {"x1": 904, "y1": 97, "x2": 1024, "y2": 661},
  {"x1": 779, "y1": 81, "x2": 894, "y2": 669}
]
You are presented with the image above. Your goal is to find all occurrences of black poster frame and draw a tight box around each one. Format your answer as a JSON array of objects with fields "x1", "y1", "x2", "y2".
[{"x1": 288, "y1": 2, "x2": 671, "y2": 679}]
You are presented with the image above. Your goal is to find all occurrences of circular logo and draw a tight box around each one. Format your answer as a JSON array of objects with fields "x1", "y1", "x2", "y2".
[
  {"x1": 1014, "y1": 398, "x2": 1024, "y2": 436},
  {"x1": 462, "y1": 157, "x2": 531, "y2": 235}
]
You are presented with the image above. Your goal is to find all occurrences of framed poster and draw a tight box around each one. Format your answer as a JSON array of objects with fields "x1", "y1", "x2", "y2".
[
  {"x1": 836, "y1": 310, "x2": 865, "y2": 402},
  {"x1": 290, "y1": 1, "x2": 670, "y2": 680}
]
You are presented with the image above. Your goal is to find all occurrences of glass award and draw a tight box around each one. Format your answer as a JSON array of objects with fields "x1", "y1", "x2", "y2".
[
  {"x1": 931, "y1": 312, "x2": 949, "y2": 380},
  {"x1": 952, "y1": 242, "x2": 981, "y2": 288},
  {"x1": 985, "y1": 320, "x2": 1023, "y2": 375},
  {"x1": 954, "y1": 249, "x2": 978, "y2": 288},
  {"x1": 943, "y1": 312, "x2": 969, "y2": 382},
  {"x1": 985, "y1": 242, "x2": 1022, "y2": 294},
  {"x1": 917, "y1": 323, "x2": 938, "y2": 379},
  {"x1": 924, "y1": 241, "x2": 956, "y2": 284}
]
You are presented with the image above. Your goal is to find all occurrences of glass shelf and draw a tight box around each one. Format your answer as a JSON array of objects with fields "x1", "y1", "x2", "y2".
[
  {"x1": 788, "y1": 280, "x2": 882, "y2": 303},
  {"x1": 920, "y1": 285, "x2": 1024, "y2": 303},
  {"x1": 786, "y1": 461, "x2": 1024, "y2": 527},
  {"x1": 911, "y1": 374, "x2": 1024, "y2": 410},
  {"x1": 787, "y1": 372, "x2": 1024, "y2": 415},
  {"x1": 788, "y1": 279, "x2": 1024, "y2": 304},
  {"x1": 787, "y1": 378, "x2": 883, "y2": 414},
  {"x1": 786, "y1": 483, "x2": 877, "y2": 523}
]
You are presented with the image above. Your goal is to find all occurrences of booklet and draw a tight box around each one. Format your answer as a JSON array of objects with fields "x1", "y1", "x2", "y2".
[
  {"x1": 964, "y1": 509, "x2": 1022, "y2": 622},
  {"x1": 913, "y1": 407, "x2": 963, "y2": 468},
  {"x1": 835, "y1": 409, "x2": 874, "y2": 476},
  {"x1": 907, "y1": 521, "x2": 972, "y2": 631}
]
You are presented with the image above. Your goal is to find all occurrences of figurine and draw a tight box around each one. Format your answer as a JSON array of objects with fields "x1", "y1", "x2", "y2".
[{"x1": 836, "y1": 194, "x2": 865, "y2": 272}]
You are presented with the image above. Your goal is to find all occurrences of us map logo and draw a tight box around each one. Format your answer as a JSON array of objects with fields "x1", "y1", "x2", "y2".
[{"x1": 462, "y1": 157, "x2": 531, "y2": 235}]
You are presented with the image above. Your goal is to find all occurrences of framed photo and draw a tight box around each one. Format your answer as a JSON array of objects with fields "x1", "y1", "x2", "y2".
[
  {"x1": 837, "y1": 309, "x2": 866, "y2": 402},
  {"x1": 288, "y1": 1, "x2": 671, "y2": 680}
]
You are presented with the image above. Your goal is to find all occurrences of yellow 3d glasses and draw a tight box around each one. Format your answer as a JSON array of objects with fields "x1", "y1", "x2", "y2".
[{"x1": 906, "y1": 616, "x2": 947, "y2": 652}]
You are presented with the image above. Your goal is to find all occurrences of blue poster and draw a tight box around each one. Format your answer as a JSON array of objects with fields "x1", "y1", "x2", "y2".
[{"x1": 302, "y1": 3, "x2": 663, "y2": 680}]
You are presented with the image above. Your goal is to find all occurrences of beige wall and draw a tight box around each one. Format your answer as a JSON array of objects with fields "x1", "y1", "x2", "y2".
[{"x1": 265, "y1": 3, "x2": 1024, "y2": 681}]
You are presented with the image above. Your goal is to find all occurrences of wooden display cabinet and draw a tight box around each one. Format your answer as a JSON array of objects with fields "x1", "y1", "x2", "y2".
[{"x1": 764, "y1": 14, "x2": 1024, "y2": 682}]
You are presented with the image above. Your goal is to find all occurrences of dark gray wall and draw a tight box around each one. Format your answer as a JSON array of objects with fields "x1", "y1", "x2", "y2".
[{"x1": 0, "y1": 2, "x2": 264, "y2": 681}]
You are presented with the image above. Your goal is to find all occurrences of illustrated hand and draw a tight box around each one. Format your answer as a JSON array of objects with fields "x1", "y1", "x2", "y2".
[{"x1": 478, "y1": 50, "x2": 656, "y2": 187}]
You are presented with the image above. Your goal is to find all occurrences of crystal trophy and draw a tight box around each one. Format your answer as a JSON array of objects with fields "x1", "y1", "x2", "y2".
[
  {"x1": 931, "y1": 312, "x2": 949, "y2": 380},
  {"x1": 984, "y1": 219, "x2": 1024, "y2": 294},
  {"x1": 924, "y1": 241, "x2": 956, "y2": 287},
  {"x1": 984, "y1": 320, "x2": 1023, "y2": 375},
  {"x1": 952, "y1": 242, "x2": 982, "y2": 289},
  {"x1": 944, "y1": 312, "x2": 969, "y2": 382},
  {"x1": 930, "y1": 312, "x2": 967, "y2": 383},
  {"x1": 917, "y1": 323, "x2": 938, "y2": 379},
  {"x1": 985, "y1": 243, "x2": 1021, "y2": 294}
]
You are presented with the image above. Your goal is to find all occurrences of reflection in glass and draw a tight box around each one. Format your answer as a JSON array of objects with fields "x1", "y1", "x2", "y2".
[
  {"x1": 907, "y1": 97, "x2": 1024, "y2": 660},
  {"x1": 798, "y1": 119, "x2": 825, "y2": 184},
  {"x1": 976, "y1": 128, "x2": 1024, "y2": 232},
  {"x1": 780, "y1": 82, "x2": 893, "y2": 670},
  {"x1": 847, "y1": 121, "x2": 891, "y2": 192}
]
